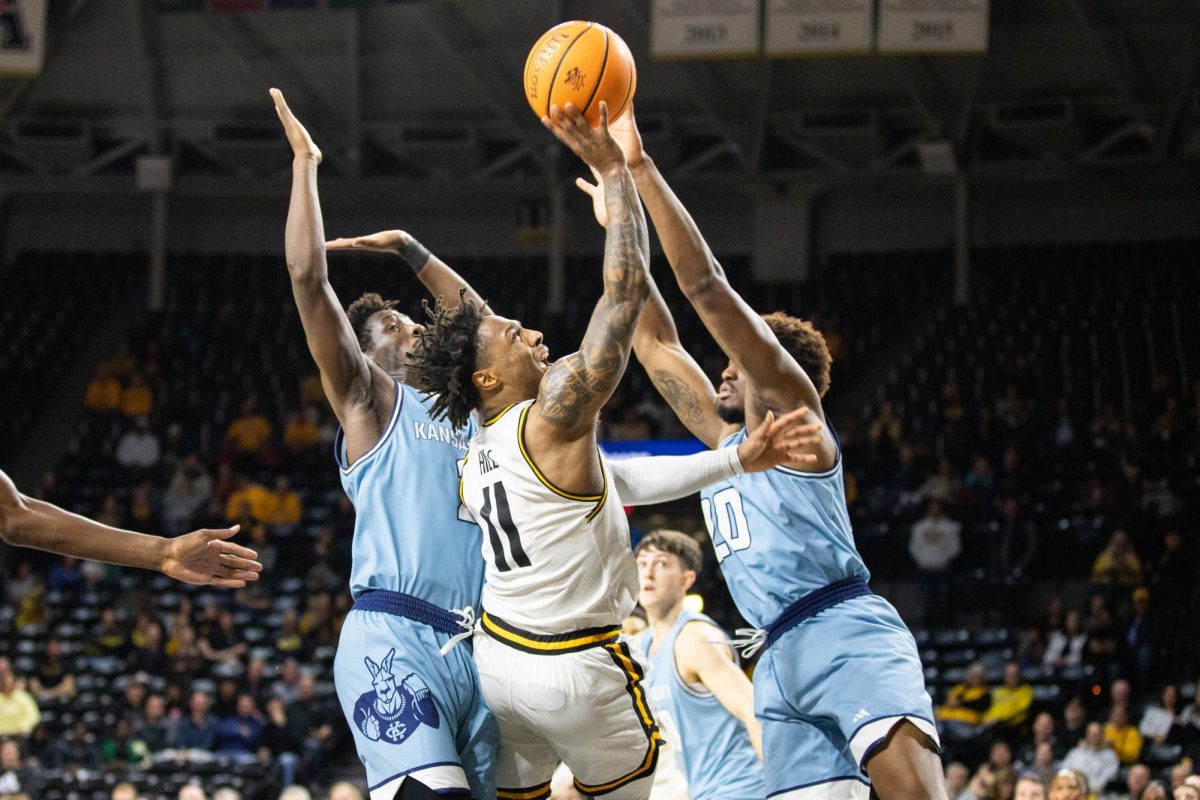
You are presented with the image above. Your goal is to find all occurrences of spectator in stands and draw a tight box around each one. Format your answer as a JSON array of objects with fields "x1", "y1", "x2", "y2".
[
  {"x1": 937, "y1": 662, "x2": 991, "y2": 740},
  {"x1": 224, "y1": 476, "x2": 272, "y2": 524},
  {"x1": 131, "y1": 622, "x2": 167, "y2": 674},
  {"x1": 991, "y1": 497, "x2": 1038, "y2": 586},
  {"x1": 1015, "y1": 775, "x2": 1045, "y2": 800},
  {"x1": 259, "y1": 696, "x2": 303, "y2": 788},
  {"x1": 1151, "y1": 530, "x2": 1190, "y2": 624},
  {"x1": 1048, "y1": 768, "x2": 1087, "y2": 800},
  {"x1": 1180, "y1": 677, "x2": 1200, "y2": 734},
  {"x1": 274, "y1": 610, "x2": 305, "y2": 656},
  {"x1": 200, "y1": 610, "x2": 248, "y2": 665},
  {"x1": 120, "y1": 373, "x2": 154, "y2": 419},
  {"x1": 868, "y1": 401, "x2": 903, "y2": 464},
  {"x1": 1171, "y1": 764, "x2": 1196, "y2": 791},
  {"x1": 212, "y1": 679, "x2": 240, "y2": 719},
  {"x1": 115, "y1": 417, "x2": 161, "y2": 471},
  {"x1": 272, "y1": 659, "x2": 302, "y2": 705},
  {"x1": 30, "y1": 638, "x2": 75, "y2": 704},
  {"x1": 90, "y1": 608, "x2": 129, "y2": 658},
  {"x1": 1175, "y1": 783, "x2": 1200, "y2": 800},
  {"x1": 1105, "y1": 706, "x2": 1144, "y2": 765},
  {"x1": 1062, "y1": 723, "x2": 1117, "y2": 796},
  {"x1": 962, "y1": 453, "x2": 996, "y2": 503},
  {"x1": 1140, "y1": 684, "x2": 1183, "y2": 746},
  {"x1": 132, "y1": 694, "x2": 172, "y2": 753},
  {"x1": 4, "y1": 563, "x2": 34, "y2": 607},
  {"x1": 178, "y1": 784, "x2": 206, "y2": 800},
  {"x1": 1106, "y1": 678, "x2": 1136, "y2": 721},
  {"x1": 329, "y1": 782, "x2": 364, "y2": 800},
  {"x1": 165, "y1": 624, "x2": 204, "y2": 690},
  {"x1": 279, "y1": 787, "x2": 311, "y2": 800},
  {"x1": 909, "y1": 500, "x2": 962, "y2": 626},
  {"x1": 919, "y1": 457, "x2": 961, "y2": 506},
  {"x1": 286, "y1": 674, "x2": 338, "y2": 785},
  {"x1": 1030, "y1": 742, "x2": 1058, "y2": 787},
  {"x1": 283, "y1": 406, "x2": 321, "y2": 458},
  {"x1": 12, "y1": 579, "x2": 44, "y2": 629},
  {"x1": 48, "y1": 555, "x2": 84, "y2": 595},
  {"x1": 216, "y1": 694, "x2": 264, "y2": 758},
  {"x1": 1122, "y1": 588, "x2": 1159, "y2": 689},
  {"x1": 128, "y1": 481, "x2": 159, "y2": 531},
  {"x1": 101, "y1": 717, "x2": 149, "y2": 768},
  {"x1": 1020, "y1": 713, "x2": 1059, "y2": 765},
  {"x1": 263, "y1": 476, "x2": 302, "y2": 535},
  {"x1": 304, "y1": 536, "x2": 342, "y2": 593},
  {"x1": 298, "y1": 592, "x2": 331, "y2": 639},
  {"x1": 172, "y1": 691, "x2": 219, "y2": 752},
  {"x1": 967, "y1": 740, "x2": 1018, "y2": 798},
  {"x1": 1122, "y1": 764, "x2": 1151, "y2": 800},
  {"x1": 0, "y1": 739, "x2": 32, "y2": 800},
  {"x1": 225, "y1": 399, "x2": 273, "y2": 459},
  {"x1": 945, "y1": 762, "x2": 971, "y2": 800},
  {"x1": 243, "y1": 657, "x2": 271, "y2": 706},
  {"x1": 996, "y1": 447, "x2": 1029, "y2": 502},
  {"x1": 1044, "y1": 610, "x2": 1088, "y2": 671},
  {"x1": 1092, "y1": 530, "x2": 1144, "y2": 590},
  {"x1": 164, "y1": 454, "x2": 213, "y2": 534},
  {"x1": 84, "y1": 364, "x2": 123, "y2": 416},
  {"x1": 51, "y1": 720, "x2": 101, "y2": 770},
  {"x1": 1085, "y1": 601, "x2": 1120, "y2": 674},
  {"x1": 985, "y1": 661, "x2": 1034, "y2": 730},
  {"x1": 0, "y1": 670, "x2": 38, "y2": 737}
]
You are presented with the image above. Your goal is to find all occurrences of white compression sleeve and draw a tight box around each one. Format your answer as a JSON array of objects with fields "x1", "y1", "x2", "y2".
[{"x1": 608, "y1": 447, "x2": 744, "y2": 506}]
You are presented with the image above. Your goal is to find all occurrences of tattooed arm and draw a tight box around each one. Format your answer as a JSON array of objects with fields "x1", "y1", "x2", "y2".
[{"x1": 532, "y1": 102, "x2": 650, "y2": 442}]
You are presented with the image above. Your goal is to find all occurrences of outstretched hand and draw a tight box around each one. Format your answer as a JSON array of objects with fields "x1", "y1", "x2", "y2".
[
  {"x1": 326, "y1": 230, "x2": 412, "y2": 255},
  {"x1": 541, "y1": 101, "x2": 625, "y2": 174},
  {"x1": 575, "y1": 166, "x2": 609, "y2": 229},
  {"x1": 161, "y1": 525, "x2": 263, "y2": 588},
  {"x1": 735, "y1": 407, "x2": 824, "y2": 473},
  {"x1": 271, "y1": 88, "x2": 322, "y2": 164}
]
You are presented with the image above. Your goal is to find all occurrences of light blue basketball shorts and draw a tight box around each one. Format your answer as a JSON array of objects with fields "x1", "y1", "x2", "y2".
[
  {"x1": 753, "y1": 593, "x2": 939, "y2": 799},
  {"x1": 333, "y1": 592, "x2": 497, "y2": 800}
]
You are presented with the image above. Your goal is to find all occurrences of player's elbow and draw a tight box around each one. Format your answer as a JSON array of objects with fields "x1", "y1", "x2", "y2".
[
  {"x1": 285, "y1": 252, "x2": 326, "y2": 285},
  {"x1": 0, "y1": 495, "x2": 33, "y2": 547},
  {"x1": 678, "y1": 270, "x2": 724, "y2": 304}
]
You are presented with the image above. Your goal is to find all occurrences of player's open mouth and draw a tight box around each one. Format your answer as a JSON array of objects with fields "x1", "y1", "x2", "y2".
[{"x1": 536, "y1": 346, "x2": 550, "y2": 365}]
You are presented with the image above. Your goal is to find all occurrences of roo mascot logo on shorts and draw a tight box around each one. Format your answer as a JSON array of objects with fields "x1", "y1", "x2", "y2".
[{"x1": 353, "y1": 648, "x2": 440, "y2": 745}]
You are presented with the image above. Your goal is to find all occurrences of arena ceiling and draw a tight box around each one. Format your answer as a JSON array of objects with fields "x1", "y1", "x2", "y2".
[{"x1": 0, "y1": 0, "x2": 1198, "y2": 189}]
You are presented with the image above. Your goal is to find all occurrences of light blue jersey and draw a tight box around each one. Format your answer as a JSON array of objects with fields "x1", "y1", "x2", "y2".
[
  {"x1": 639, "y1": 611, "x2": 764, "y2": 800},
  {"x1": 333, "y1": 381, "x2": 496, "y2": 799},
  {"x1": 699, "y1": 428, "x2": 866, "y2": 629},
  {"x1": 336, "y1": 381, "x2": 483, "y2": 609},
  {"x1": 700, "y1": 427, "x2": 937, "y2": 798}
]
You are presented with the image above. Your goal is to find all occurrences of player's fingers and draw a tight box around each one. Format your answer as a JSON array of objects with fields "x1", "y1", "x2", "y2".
[
  {"x1": 210, "y1": 578, "x2": 247, "y2": 590},
  {"x1": 575, "y1": 177, "x2": 596, "y2": 196},
  {"x1": 325, "y1": 238, "x2": 354, "y2": 249},
  {"x1": 218, "y1": 549, "x2": 262, "y2": 568},
  {"x1": 226, "y1": 568, "x2": 261, "y2": 582},
  {"x1": 786, "y1": 451, "x2": 820, "y2": 464},
  {"x1": 202, "y1": 525, "x2": 241, "y2": 541},
  {"x1": 598, "y1": 100, "x2": 609, "y2": 131}
]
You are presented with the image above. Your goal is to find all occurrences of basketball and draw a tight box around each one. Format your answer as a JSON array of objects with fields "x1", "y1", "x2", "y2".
[{"x1": 524, "y1": 21, "x2": 637, "y2": 127}]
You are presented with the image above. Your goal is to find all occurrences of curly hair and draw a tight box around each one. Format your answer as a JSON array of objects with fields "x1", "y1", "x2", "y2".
[
  {"x1": 407, "y1": 291, "x2": 485, "y2": 428},
  {"x1": 761, "y1": 311, "x2": 832, "y2": 397},
  {"x1": 346, "y1": 292, "x2": 398, "y2": 352}
]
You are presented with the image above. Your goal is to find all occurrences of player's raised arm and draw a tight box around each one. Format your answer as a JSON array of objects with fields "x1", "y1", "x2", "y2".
[
  {"x1": 326, "y1": 230, "x2": 493, "y2": 314},
  {"x1": 608, "y1": 408, "x2": 822, "y2": 505},
  {"x1": 534, "y1": 102, "x2": 650, "y2": 439},
  {"x1": 271, "y1": 89, "x2": 390, "y2": 437},
  {"x1": 577, "y1": 170, "x2": 730, "y2": 448},
  {"x1": 0, "y1": 469, "x2": 260, "y2": 588},
  {"x1": 615, "y1": 109, "x2": 824, "y2": 427}
]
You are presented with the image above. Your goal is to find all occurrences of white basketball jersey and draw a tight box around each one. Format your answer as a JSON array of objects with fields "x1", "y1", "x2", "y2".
[{"x1": 460, "y1": 399, "x2": 638, "y2": 635}]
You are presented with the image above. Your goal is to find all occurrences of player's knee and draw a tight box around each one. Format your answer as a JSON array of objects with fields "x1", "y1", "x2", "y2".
[{"x1": 393, "y1": 779, "x2": 470, "y2": 800}]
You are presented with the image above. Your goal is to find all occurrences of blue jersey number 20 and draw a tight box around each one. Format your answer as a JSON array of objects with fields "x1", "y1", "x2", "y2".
[{"x1": 701, "y1": 487, "x2": 752, "y2": 563}]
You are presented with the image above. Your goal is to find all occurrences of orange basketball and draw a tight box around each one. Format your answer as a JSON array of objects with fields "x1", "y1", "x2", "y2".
[{"x1": 524, "y1": 21, "x2": 637, "y2": 128}]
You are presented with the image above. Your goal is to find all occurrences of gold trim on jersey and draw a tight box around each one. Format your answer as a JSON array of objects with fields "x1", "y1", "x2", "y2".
[
  {"x1": 572, "y1": 641, "x2": 663, "y2": 795},
  {"x1": 517, "y1": 405, "x2": 609, "y2": 522},
  {"x1": 458, "y1": 454, "x2": 468, "y2": 507},
  {"x1": 480, "y1": 610, "x2": 620, "y2": 655},
  {"x1": 496, "y1": 783, "x2": 550, "y2": 800},
  {"x1": 482, "y1": 403, "x2": 518, "y2": 427}
]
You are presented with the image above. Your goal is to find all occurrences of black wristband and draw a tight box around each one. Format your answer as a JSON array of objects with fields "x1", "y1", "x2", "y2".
[{"x1": 399, "y1": 238, "x2": 431, "y2": 273}]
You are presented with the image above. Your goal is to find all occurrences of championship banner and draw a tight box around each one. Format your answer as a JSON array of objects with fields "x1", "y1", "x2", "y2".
[
  {"x1": 877, "y1": 0, "x2": 989, "y2": 53},
  {"x1": 0, "y1": 0, "x2": 47, "y2": 75},
  {"x1": 765, "y1": 0, "x2": 873, "y2": 57},
  {"x1": 651, "y1": 0, "x2": 760, "y2": 59}
]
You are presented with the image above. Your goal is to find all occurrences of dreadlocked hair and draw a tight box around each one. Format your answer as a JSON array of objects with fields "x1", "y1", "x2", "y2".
[
  {"x1": 408, "y1": 290, "x2": 485, "y2": 429},
  {"x1": 761, "y1": 311, "x2": 832, "y2": 397},
  {"x1": 346, "y1": 293, "x2": 399, "y2": 351}
]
